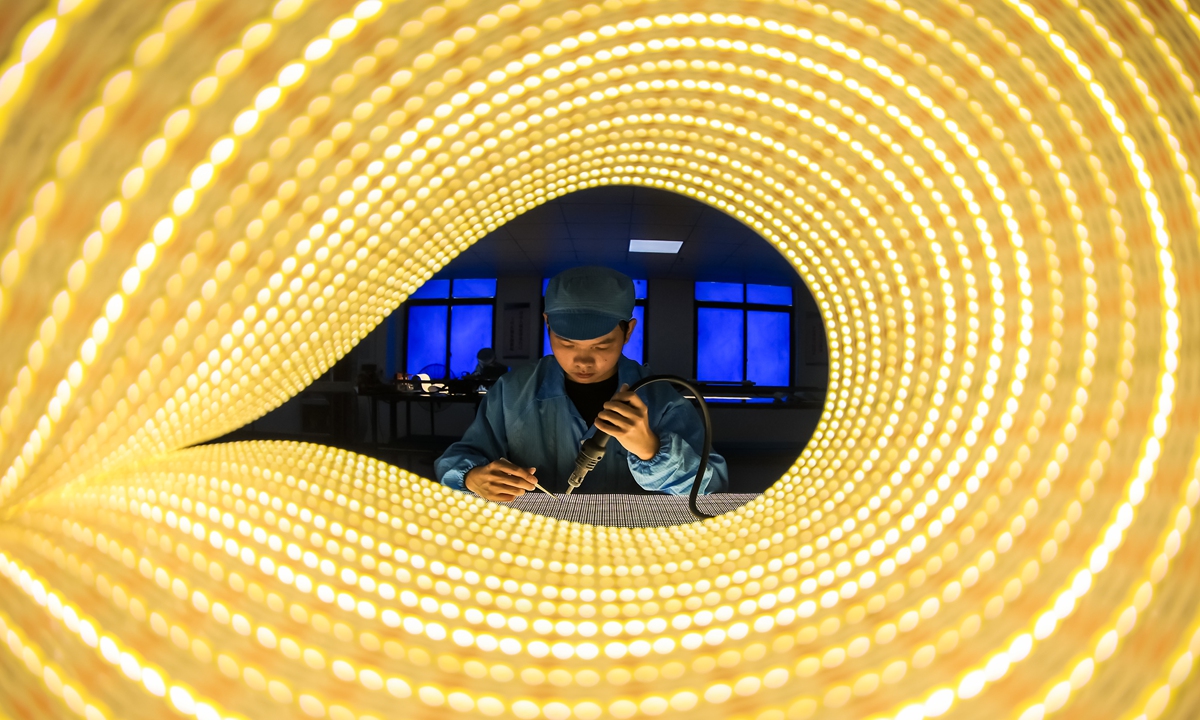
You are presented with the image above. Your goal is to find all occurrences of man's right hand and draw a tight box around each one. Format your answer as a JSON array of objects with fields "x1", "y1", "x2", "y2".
[{"x1": 464, "y1": 459, "x2": 539, "y2": 502}]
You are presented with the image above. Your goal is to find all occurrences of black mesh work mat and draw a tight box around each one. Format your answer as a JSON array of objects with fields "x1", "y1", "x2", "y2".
[{"x1": 503, "y1": 493, "x2": 761, "y2": 526}]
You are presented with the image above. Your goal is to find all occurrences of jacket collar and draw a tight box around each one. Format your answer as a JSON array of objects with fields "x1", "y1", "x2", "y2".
[{"x1": 535, "y1": 355, "x2": 644, "y2": 401}]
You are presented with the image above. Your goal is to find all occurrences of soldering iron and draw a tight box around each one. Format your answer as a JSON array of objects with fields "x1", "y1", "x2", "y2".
[{"x1": 564, "y1": 375, "x2": 715, "y2": 519}]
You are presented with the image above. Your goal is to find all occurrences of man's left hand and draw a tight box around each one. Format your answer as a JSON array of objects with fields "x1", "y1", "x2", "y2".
[{"x1": 596, "y1": 384, "x2": 659, "y2": 461}]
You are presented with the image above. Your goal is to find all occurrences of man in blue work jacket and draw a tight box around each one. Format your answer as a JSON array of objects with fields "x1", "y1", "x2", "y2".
[{"x1": 436, "y1": 266, "x2": 728, "y2": 502}]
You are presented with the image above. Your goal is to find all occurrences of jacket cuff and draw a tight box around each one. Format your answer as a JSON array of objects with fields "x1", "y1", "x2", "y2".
[
  {"x1": 627, "y1": 439, "x2": 674, "y2": 475},
  {"x1": 441, "y1": 464, "x2": 477, "y2": 492}
]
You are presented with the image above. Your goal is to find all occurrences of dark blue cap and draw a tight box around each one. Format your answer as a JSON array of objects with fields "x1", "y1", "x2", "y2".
[{"x1": 544, "y1": 266, "x2": 635, "y2": 341}]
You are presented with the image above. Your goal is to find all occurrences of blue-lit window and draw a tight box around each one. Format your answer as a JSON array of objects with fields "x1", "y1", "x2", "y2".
[
  {"x1": 405, "y1": 279, "x2": 496, "y2": 378},
  {"x1": 695, "y1": 282, "x2": 792, "y2": 385},
  {"x1": 542, "y1": 278, "x2": 648, "y2": 363}
]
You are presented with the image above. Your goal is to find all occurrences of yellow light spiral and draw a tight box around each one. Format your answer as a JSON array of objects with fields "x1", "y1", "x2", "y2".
[{"x1": 0, "y1": 0, "x2": 1197, "y2": 719}]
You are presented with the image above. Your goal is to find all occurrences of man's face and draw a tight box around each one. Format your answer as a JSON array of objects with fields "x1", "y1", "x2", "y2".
[{"x1": 545, "y1": 316, "x2": 635, "y2": 384}]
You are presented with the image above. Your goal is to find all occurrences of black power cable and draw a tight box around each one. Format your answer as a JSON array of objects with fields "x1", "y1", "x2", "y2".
[{"x1": 565, "y1": 374, "x2": 714, "y2": 519}]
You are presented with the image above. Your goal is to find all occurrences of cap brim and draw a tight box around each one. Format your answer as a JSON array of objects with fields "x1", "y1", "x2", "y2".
[{"x1": 546, "y1": 311, "x2": 624, "y2": 341}]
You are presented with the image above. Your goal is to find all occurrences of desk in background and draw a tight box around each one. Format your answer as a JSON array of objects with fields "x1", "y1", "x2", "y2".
[{"x1": 357, "y1": 379, "x2": 486, "y2": 446}]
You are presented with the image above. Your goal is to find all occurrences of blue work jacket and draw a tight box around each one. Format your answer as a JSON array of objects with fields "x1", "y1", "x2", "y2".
[{"x1": 435, "y1": 355, "x2": 728, "y2": 495}]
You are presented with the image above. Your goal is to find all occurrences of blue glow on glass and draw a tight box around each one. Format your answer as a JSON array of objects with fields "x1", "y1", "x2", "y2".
[
  {"x1": 411, "y1": 279, "x2": 450, "y2": 299},
  {"x1": 695, "y1": 281, "x2": 743, "y2": 302},
  {"x1": 406, "y1": 305, "x2": 447, "y2": 375},
  {"x1": 747, "y1": 310, "x2": 790, "y2": 385},
  {"x1": 450, "y1": 305, "x2": 493, "y2": 378},
  {"x1": 542, "y1": 275, "x2": 642, "y2": 357},
  {"x1": 545, "y1": 307, "x2": 644, "y2": 361},
  {"x1": 705, "y1": 397, "x2": 776, "y2": 404},
  {"x1": 747, "y1": 284, "x2": 792, "y2": 306},
  {"x1": 452, "y1": 278, "x2": 497, "y2": 298},
  {"x1": 697, "y1": 307, "x2": 744, "y2": 381},
  {"x1": 624, "y1": 305, "x2": 645, "y2": 363}
]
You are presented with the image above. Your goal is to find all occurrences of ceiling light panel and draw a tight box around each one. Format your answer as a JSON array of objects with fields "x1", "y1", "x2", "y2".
[{"x1": 629, "y1": 239, "x2": 684, "y2": 253}]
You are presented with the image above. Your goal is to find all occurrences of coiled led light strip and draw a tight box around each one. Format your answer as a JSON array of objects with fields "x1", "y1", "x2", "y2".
[{"x1": 0, "y1": 0, "x2": 1198, "y2": 719}]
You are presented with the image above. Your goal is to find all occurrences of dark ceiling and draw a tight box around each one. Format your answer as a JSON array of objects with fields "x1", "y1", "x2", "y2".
[{"x1": 437, "y1": 185, "x2": 802, "y2": 285}]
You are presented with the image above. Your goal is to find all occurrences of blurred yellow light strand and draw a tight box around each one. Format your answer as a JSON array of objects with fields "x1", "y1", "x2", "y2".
[
  {"x1": 0, "y1": 0, "x2": 1197, "y2": 718},
  {"x1": 0, "y1": 0, "x2": 309, "y2": 505}
]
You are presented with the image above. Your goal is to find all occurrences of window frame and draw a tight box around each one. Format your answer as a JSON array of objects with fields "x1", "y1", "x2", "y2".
[
  {"x1": 403, "y1": 279, "x2": 497, "y2": 379},
  {"x1": 693, "y1": 282, "x2": 794, "y2": 387}
]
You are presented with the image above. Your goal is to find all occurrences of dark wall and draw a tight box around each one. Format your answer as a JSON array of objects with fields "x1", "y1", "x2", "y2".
[{"x1": 646, "y1": 277, "x2": 693, "y2": 379}]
